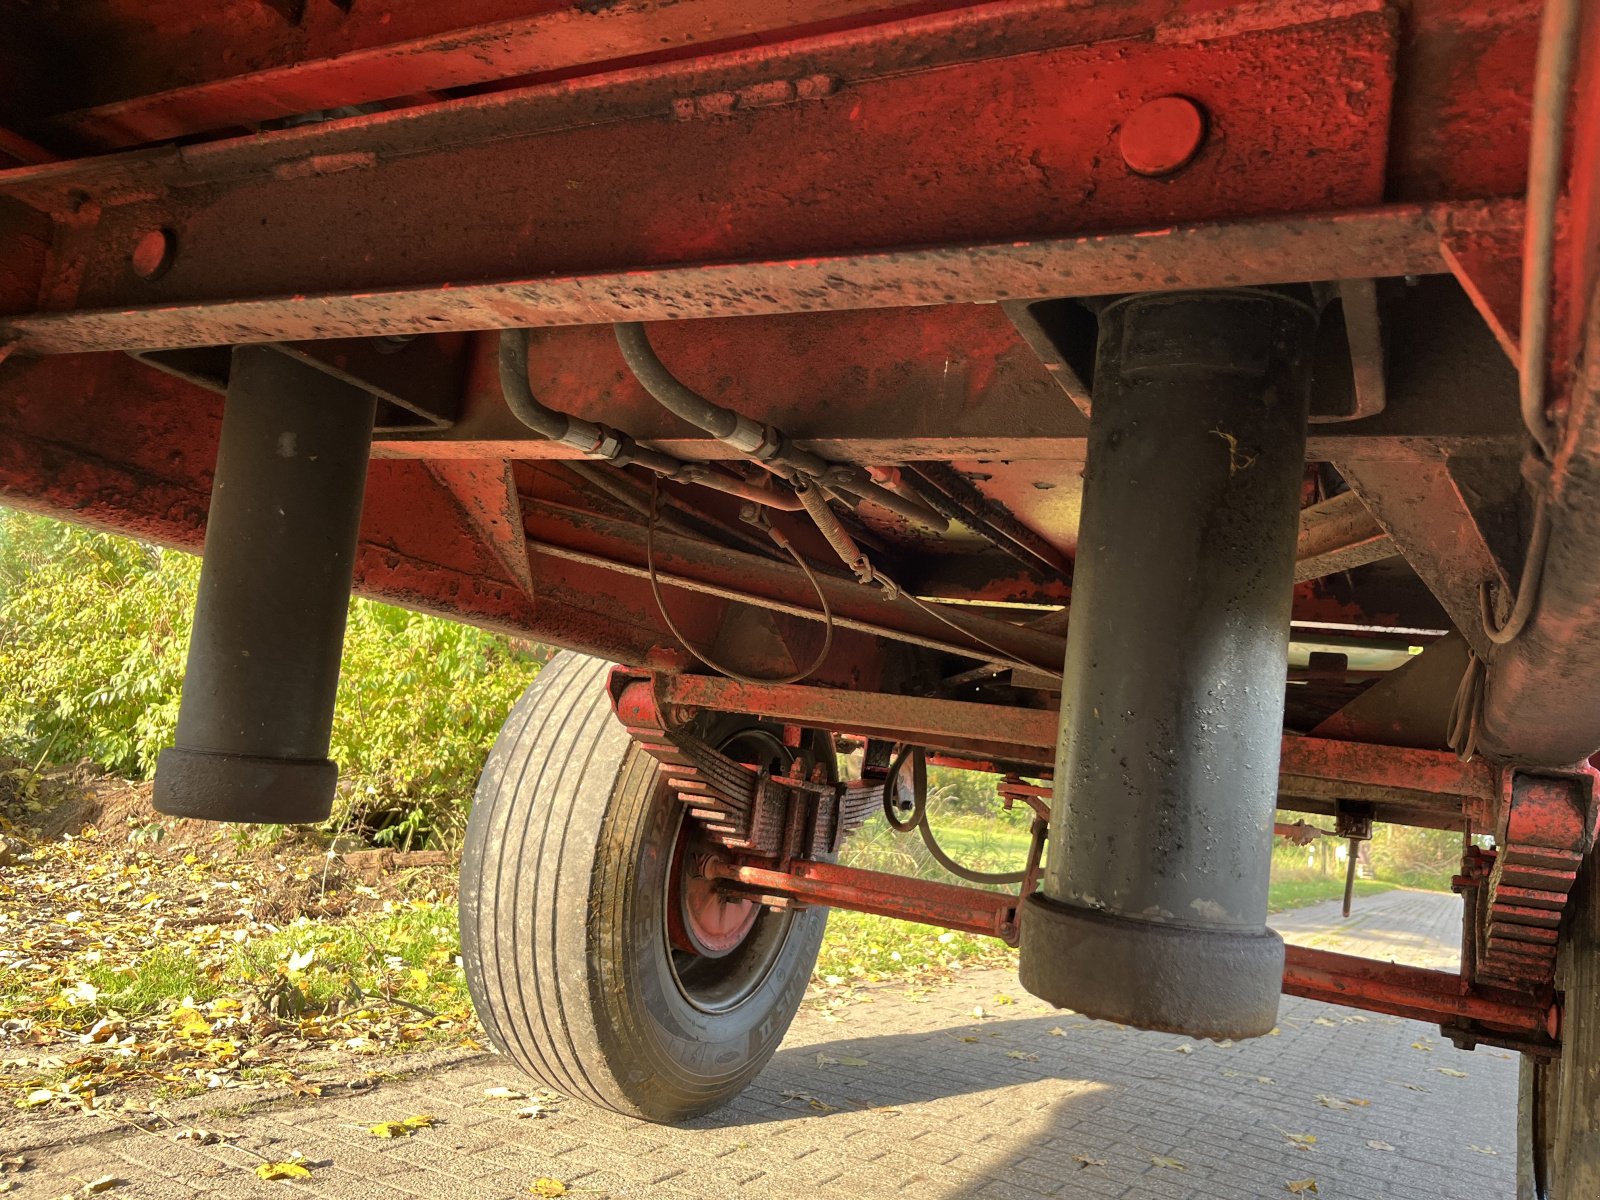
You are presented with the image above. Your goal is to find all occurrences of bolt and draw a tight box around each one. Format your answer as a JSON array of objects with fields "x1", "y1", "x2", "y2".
[
  {"x1": 130, "y1": 228, "x2": 176, "y2": 281},
  {"x1": 1119, "y1": 96, "x2": 1207, "y2": 177}
]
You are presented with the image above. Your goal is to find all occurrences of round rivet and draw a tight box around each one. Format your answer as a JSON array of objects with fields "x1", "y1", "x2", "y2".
[
  {"x1": 1119, "y1": 96, "x2": 1207, "y2": 177},
  {"x1": 131, "y1": 228, "x2": 176, "y2": 280}
]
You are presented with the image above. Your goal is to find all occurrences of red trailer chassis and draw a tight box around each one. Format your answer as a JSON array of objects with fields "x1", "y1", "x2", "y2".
[{"x1": 5, "y1": 0, "x2": 1600, "y2": 1184}]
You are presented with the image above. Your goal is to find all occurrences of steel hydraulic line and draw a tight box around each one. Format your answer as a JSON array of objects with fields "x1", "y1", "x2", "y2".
[{"x1": 613, "y1": 321, "x2": 949, "y2": 532}]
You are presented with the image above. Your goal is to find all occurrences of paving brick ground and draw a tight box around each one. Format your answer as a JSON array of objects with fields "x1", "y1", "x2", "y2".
[{"x1": 3, "y1": 889, "x2": 1519, "y2": 1199}]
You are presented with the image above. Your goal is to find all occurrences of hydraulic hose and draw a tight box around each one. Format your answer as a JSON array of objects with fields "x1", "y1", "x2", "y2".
[
  {"x1": 614, "y1": 321, "x2": 948, "y2": 532},
  {"x1": 499, "y1": 326, "x2": 606, "y2": 452},
  {"x1": 615, "y1": 320, "x2": 769, "y2": 453},
  {"x1": 500, "y1": 327, "x2": 801, "y2": 504}
]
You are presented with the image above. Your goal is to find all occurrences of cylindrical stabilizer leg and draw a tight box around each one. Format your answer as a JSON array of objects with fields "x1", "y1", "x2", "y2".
[
  {"x1": 154, "y1": 346, "x2": 377, "y2": 823},
  {"x1": 1019, "y1": 289, "x2": 1317, "y2": 1039}
]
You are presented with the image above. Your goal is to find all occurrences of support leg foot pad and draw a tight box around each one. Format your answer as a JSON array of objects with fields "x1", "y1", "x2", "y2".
[
  {"x1": 1018, "y1": 893, "x2": 1284, "y2": 1039},
  {"x1": 153, "y1": 746, "x2": 336, "y2": 824}
]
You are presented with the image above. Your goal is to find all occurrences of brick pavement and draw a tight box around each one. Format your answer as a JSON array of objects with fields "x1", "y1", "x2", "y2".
[{"x1": 3, "y1": 889, "x2": 1518, "y2": 1199}]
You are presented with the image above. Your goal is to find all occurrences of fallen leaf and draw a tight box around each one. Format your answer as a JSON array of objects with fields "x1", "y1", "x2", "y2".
[
  {"x1": 369, "y1": 1115, "x2": 435, "y2": 1138},
  {"x1": 0, "y1": 1181, "x2": 14, "y2": 1192},
  {"x1": 837, "y1": 1056, "x2": 870, "y2": 1067},
  {"x1": 1255, "y1": 1076, "x2": 1276, "y2": 1086},
  {"x1": 1438, "y1": 1068, "x2": 1468, "y2": 1079},
  {"x1": 1283, "y1": 1132, "x2": 1317, "y2": 1149},
  {"x1": 1150, "y1": 1155, "x2": 1185, "y2": 1170},
  {"x1": 1286, "y1": 1179, "x2": 1318, "y2": 1194},
  {"x1": 1367, "y1": 1141, "x2": 1395, "y2": 1152},
  {"x1": 815, "y1": 1053, "x2": 839, "y2": 1066},
  {"x1": 780, "y1": 1091, "x2": 836, "y2": 1113},
  {"x1": 1072, "y1": 1155, "x2": 1106, "y2": 1169},
  {"x1": 1169, "y1": 1044, "x2": 1194, "y2": 1055},
  {"x1": 255, "y1": 1160, "x2": 311, "y2": 1181},
  {"x1": 956, "y1": 1036, "x2": 979, "y2": 1044},
  {"x1": 286, "y1": 948, "x2": 315, "y2": 973},
  {"x1": 1411, "y1": 1040, "x2": 1433, "y2": 1052},
  {"x1": 529, "y1": 1179, "x2": 567, "y2": 1197},
  {"x1": 83, "y1": 1178, "x2": 124, "y2": 1194},
  {"x1": 1006, "y1": 1051, "x2": 1039, "y2": 1062},
  {"x1": 1469, "y1": 1145, "x2": 1498, "y2": 1157},
  {"x1": 484, "y1": 1086, "x2": 527, "y2": 1099},
  {"x1": 1312, "y1": 1017, "x2": 1336, "y2": 1027},
  {"x1": 1047, "y1": 1027, "x2": 1066, "y2": 1037},
  {"x1": 514, "y1": 1102, "x2": 556, "y2": 1119},
  {"x1": 1315, "y1": 1095, "x2": 1351, "y2": 1111}
]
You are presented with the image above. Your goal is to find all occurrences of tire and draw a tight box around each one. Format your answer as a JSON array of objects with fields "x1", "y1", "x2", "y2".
[
  {"x1": 459, "y1": 651, "x2": 828, "y2": 1122},
  {"x1": 1518, "y1": 848, "x2": 1600, "y2": 1198}
]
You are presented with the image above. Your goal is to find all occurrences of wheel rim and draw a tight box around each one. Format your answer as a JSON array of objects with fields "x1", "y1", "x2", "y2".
[{"x1": 661, "y1": 728, "x2": 801, "y2": 1015}]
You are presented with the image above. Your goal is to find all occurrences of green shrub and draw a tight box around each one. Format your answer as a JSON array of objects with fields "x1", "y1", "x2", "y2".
[{"x1": 0, "y1": 509, "x2": 542, "y2": 846}]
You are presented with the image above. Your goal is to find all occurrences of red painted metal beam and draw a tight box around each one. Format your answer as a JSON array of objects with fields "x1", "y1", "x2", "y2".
[
  {"x1": 38, "y1": 1, "x2": 972, "y2": 150},
  {"x1": 705, "y1": 856, "x2": 1556, "y2": 1037},
  {"x1": 704, "y1": 857, "x2": 1017, "y2": 942},
  {"x1": 662, "y1": 674, "x2": 1499, "y2": 822},
  {"x1": 1281, "y1": 945, "x2": 1557, "y2": 1040},
  {"x1": 0, "y1": 203, "x2": 1505, "y2": 357},
  {"x1": 0, "y1": 2, "x2": 1407, "y2": 351}
]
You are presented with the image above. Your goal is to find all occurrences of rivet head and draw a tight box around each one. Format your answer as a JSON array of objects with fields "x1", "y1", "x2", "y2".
[
  {"x1": 130, "y1": 228, "x2": 176, "y2": 280},
  {"x1": 1119, "y1": 96, "x2": 1207, "y2": 177}
]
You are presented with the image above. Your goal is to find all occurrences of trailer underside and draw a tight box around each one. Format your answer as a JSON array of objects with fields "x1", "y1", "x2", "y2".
[{"x1": 4, "y1": 0, "x2": 1600, "y2": 1187}]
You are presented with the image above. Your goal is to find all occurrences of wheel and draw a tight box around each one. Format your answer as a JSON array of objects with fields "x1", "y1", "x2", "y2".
[
  {"x1": 459, "y1": 651, "x2": 830, "y2": 1122},
  {"x1": 1518, "y1": 849, "x2": 1600, "y2": 1198}
]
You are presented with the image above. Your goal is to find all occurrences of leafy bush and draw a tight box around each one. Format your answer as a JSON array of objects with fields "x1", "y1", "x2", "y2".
[{"x1": 0, "y1": 509, "x2": 542, "y2": 846}]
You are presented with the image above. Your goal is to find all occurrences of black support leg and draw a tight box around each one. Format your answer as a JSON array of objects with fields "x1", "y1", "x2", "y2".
[
  {"x1": 1019, "y1": 288, "x2": 1318, "y2": 1039},
  {"x1": 153, "y1": 346, "x2": 377, "y2": 824}
]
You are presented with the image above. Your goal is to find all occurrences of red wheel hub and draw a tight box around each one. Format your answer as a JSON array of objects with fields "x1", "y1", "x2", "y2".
[{"x1": 679, "y1": 869, "x2": 759, "y2": 958}]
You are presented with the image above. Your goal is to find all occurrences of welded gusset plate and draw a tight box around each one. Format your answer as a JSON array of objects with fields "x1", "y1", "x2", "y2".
[
  {"x1": 0, "y1": 4, "x2": 1396, "y2": 352},
  {"x1": 1475, "y1": 768, "x2": 1600, "y2": 988}
]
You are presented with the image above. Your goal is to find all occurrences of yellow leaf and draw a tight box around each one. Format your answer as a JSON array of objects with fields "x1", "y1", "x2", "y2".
[
  {"x1": 369, "y1": 1122, "x2": 410, "y2": 1138},
  {"x1": 255, "y1": 1162, "x2": 311, "y2": 1180},
  {"x1": 402, "y1": 1115, "x2": 436, "y2": 1130},
  {"x1": 1073, "y1": 1155, "x2": 1106, "y2": 1169},
  {"x1": 83, "y1": 1178, "x2": 124, "y2": 1194},
  {"x1": 529, "y1": 1179, "x2": 567, "y2": 1197},
  {"x1": 837, "y1": 1055, "x2": 869, "y2": 1067},
  {"x1": 1047, "y1": 1027, "x2": 1066, "y2": 1037},
  {"x1": 1286, "y1": 1178, "x2": 1318, "y2": 1194},
  {"x1": 484, "y1": 1086, "x2": 526, "y2": 1099},
  {"x1": 1438, "y1": 1068, "x2": 1468, "y2": 1078},
  {"x1": 1283, "y1": 1132, "x2": 1316, "y2": 1148},
  {"x1": 1312, "y1": 1017, "x2": 1336, "y2": 1027},
  {"x1": 1150, "y1": 1156, "x2": 1185, "y2": 1170}
]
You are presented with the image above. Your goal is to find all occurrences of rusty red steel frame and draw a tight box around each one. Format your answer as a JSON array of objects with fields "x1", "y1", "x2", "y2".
[
  {"x1": 1, "y1": 0, "x2": 1600, "y2": 1044},
  {"x1": 701, "y1": 857, "x2": 1559, "y2": 1046}
]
